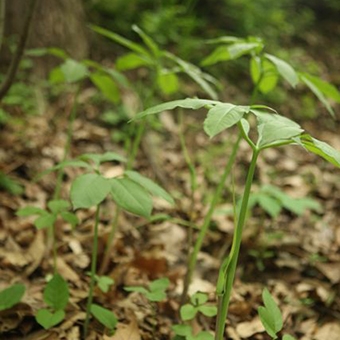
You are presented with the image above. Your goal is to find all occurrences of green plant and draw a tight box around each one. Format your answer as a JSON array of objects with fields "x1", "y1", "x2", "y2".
[
  {"x1": 35, "y1": 273, "x2": 69, "y2": 329},
  {"x1": 258, "y1": 288, "x2": 296, "y2": 340},
  {"x1": 0, "y1": 283, "x2": 25, "y2": 311},
  {"x1": 133, "y1": 97, "x2": 340, "y2": 339}
]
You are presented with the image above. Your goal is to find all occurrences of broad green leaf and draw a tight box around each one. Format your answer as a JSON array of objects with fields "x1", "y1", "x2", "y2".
[
  {"x1": 90, "y1": 304, "x2": 117, "y2": 330},
  {"x1": 300, "y1": 74, "x2": 335, "y2": 117},
  {"x1": 190, "y1": 292, "x2": 208, "y2": 305},
  {"x1": 79, "y1": 152, "x2": 126, "y2": 167},
  {"x1": 124, "y1": 170, "x2": 174, "y2": 204},
  {"x1": 257, "y1": 59, "x2": 279, "y2": 94},
  {"x1": 90, "y1": 24, "x2": 149, "y2": 57},
  {"x1": 96, "y1": 276, "x2": 114, "y2": 293},
  {"x1": 201, "y1": 46, "x2": 230, "y2": 66},
  {"x1": 228, "y1": 42, "x2": 261, "y2": 60},
  {"x1": 60, "y1": 59, "x2": 88, "y2": 83},
  {"x1": 265, "y1": 54, "x2": 299, "y2": 88},
  {"x1": 254, "y1": 111, "x2": 303, "y2": 148},
  {"x1": 206, "y1": 36, "x2": 241, "y2": 44},
  {"x1": 298, "y1": 135, "x2": 340, "y2": 168},
  {"x1": 197, "y1": 305, "x2": 217, "y2": 317},
  {"x1": 34, "y1": 213, "x2": 56, "y2": 229},
  {"x1": 124, "y1": 286, "x2": 149, "y2": 295},
  {"x1": 258, "y1": 288, "x2": 283, "y2": 338},
  {"x1": 149, "y1": 278, "x2": 170, "y2": 292},
  {"x1": 48, "y1": 67, "x2": 65, "y2": 84},
  {"x1": 157, "y1": 71, "x2": 179, "y2": 95},
  {"x1": 132, "y1": 25, "x2": 160, "y2": 58},
  {"x1": 90, "y1": 72, "x2": 120, "y2": 103},
  {"x1": 250, "y1": 56, "x2": 261, "y2": 84},
  {"x1": 133, "y1": 98, "x2": 218, "y2": 120},
  {"x1": 172, "y1": 324, "x2": 192, "y2": 336},
  {"x1": 44, "y1": 274, "x2": 69, "y2": 310},
  {"x1": 36, "y1": 309, "x2": 65, "y2": 329},
  {"x1": 180, "y1": 304, "x2": 197, "y2": 321},
  {"x1": 283, "y1": 335, "x2": 297, "y2": 340},
  {"x1": 145, "y1": 290, "x2": 167, "y2": 302},
  {"x1": 194, "y1": 331, "x2": 214, "y2": 340},
  {"x1": 257, "y1": 194, "x2": 281, "y2": 218},
  {"x1": 60, "y1": 211, "x2": 79, "y2": 228},
  {"x1": 110, "y1": 178, "x2": 152, "y2": 218},
  {"x1": 0, "y1": 284, "x2": 25, "y2": 311},
  {"x1": 16, "y1": 206, "x2": 46, "y2": 217},
  {"x1": 47, "y1": 200, "x2": 70, "y2": 214},
  {"x1": 300, "y1": 73, "x2": 340, "y2": 103},
  {"x1": 116, "y1": 52, "x2": 152, "y2": 71},
  {"x1": 204, "y1": 103, "x2": 248, "y2": 138},
  {"x1": 71, "y1": 174, "x2": 110, "y2": 209}
]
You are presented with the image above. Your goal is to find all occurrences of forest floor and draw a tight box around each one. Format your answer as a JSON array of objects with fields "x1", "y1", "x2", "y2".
[{"x1": 1, "y1": 51, "x2": 340, "y2": 339}]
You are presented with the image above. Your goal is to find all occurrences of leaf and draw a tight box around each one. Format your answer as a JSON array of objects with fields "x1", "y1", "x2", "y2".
[
  {"x1": 90, "y1": 72, "x2": 120, "y2": 103},
  {"x1": 191, "y1": 292, "x2": 208, "y2": 305},
  {"x1": 194, "y1": 332, "x2": 214, "y2": 340},
  {"x1": 180, "y1": 304, "x2": 197, "y2": 321},
  {"x1": 16, "y1": 206, "x2": 46, "y2": 217},
  {"x1": 36, "y1": 309, "x2": 65, "y2": 329},
  {"x1": 252, "y1": 58, "x2": 279, "y2": 94},
  {"x1": 257, "y1": 194, "x2": 282, "y2": 218},
  {"x1": 149, "y1": 278, "x2": 170, "y2": 292},
  {"x1": 258, "y1": 288, "x2": 283, "y2": 338},
  {"x1": 203, "y1": 103, "x2": 249, "y2": 138},
  {"x1": 60, "y1": 211, "x2": 79, "y2": 228},
  {"x1": 124, "y1": 170, "x2": 174, "y2": 204},
  {"x1": 70, "y1": 174, "x2": 110, "y2": 209},
  {"x1": 133, "y1": 98, "x2": 218, "y2": 120},
  {"x1": 90, "y1": 24, "x2": 149, "y2": 57},
  {"x1": 145, "y1": 290, "x2": 167, "y2": 302},
  {"x1": 157, "y1": 71, "x2": 179, "y2": 95},
  {"x1": 79, "y1": 152, "x2": 126, "y2": 167},
  {"x1": 110, "y1": 178, "x2": 153, "y2": 218},
  {"x1": 90, "y1": 304, "x2": 117, "y2": 330},
  {"x1": 300, "y1": 73, "x2": 335, "y2": 117},
  {"x1": 265, "y1": 54, "x2": 299, "y2": 88},
  {"x1": 124, "y1": 286, "x2": 149, "y2": 295},
  {"x1": 44, "y1": 274, "x2": 69, "y2": 310},
  {"x1": 47, "y1": 200, "x2": 70, "y2": 214},
  {"x1": 254, "y1": 111, "x2": 303, "y2": 148},
  {"x1": 132, "y1": 25, "x2": 160, "y2": 58},
  {"x1": 197, "y1": 305, "x2": 218, "y2": 317},
  {"x1": 172, "y1": 324, "x2": 192, "y2": 336},
  {"x1": 60, "y1": 59, "x2": 88, "y2": 83},
  {"x1": 34, "y1": 213, "x2": 56, "y2": 229},
  {"x1": 116, "y1": 52, "x2": 152, "y2": 71},
  {"x1": 0, "y1": 284, "x2": 25, "y2": 311},
  {"x1": 283, "y1": 335, "x2": 297, "y2": 340},
  {"x1": 96, "y1": 276, "x2": 114, "y2": 293},
  {"x1": 298, "y1": 135, "x2": 340, "y2": 168}
]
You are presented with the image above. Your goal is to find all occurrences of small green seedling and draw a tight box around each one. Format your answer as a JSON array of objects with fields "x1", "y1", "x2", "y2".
[
  {"x1": 180, "y1": 292, "x2": 217, "y2": 321},
  {"x1": 90, "y1": 303, "x2": 117, "y2": 335},
  {"x1": 0, "y1": 283, "x2": 26, "y2": 311},
  {"x1": 172, "y1": 324, "x2": 214, "y2": 340},
  {"x1": 95, "y1": 275, "x2": 115, "y2": 293},
  {"x1": 124, "y1": 277, "x2": 170, "y2": 302},
  {"x1": 258, "y1": 288, "x2": 296, "y2": 340},
  {"x1": 35, "y1": 273, "x2": 69, "y2": 329}
]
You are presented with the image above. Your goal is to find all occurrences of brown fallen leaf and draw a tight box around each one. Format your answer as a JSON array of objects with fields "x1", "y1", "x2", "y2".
[
  {"x1": 235, "y1": 317, "x2": 264, "y2": 338},
  {"x1": 313, "y1": 322, "x2": 340, "y2": 340},
  {"x1": 107, "y1": 318, "x2": 141, "y2": 340},
  {"x1": 315, "y1": 262, "x2": 340, "y2": 284},
  {"x1": 25, "y1": 230, "x2": 45, "y2": 276}
]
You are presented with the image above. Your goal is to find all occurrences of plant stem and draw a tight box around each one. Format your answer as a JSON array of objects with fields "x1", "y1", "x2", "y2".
[
  {"x1": 84, "y1": 204, "x2": 101, "y2": 339},
  {"x1": 181, "y1": 133, "x2": 242, "y2": 303},
  {"x1": 215, "y1": 147, "x2": 260, "y2": 340}
]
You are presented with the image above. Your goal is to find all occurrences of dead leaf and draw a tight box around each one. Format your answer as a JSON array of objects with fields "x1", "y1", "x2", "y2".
[
  {"x1": 25, "y1": 231, "x2": 46, "y2": 276},
  {"x1": 236, "y1": 317, "x2": 264, "y2": 338},
  {"x1": 108, "y1": 319, "x2": 141, "y2": 340},
  {"x1": 315, "y1": 262, "x2": 340, "y2": 284},
  {"x1": 314, "y1": 322, "x2": 340, "y2": 340}
]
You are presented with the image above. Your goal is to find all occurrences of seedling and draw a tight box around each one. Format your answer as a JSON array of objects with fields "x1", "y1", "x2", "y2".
[
  {"x1": 133, "y1": 97, "x2": 340, "y2": 339},
  {"x1": 258, "y1": 288, "x2": 296, "y2": 340},
  {"x1": 35, "y1": 273, "x2": 69, "y2": 329},
  {"x1": 0, "y1": 283, "x2": 25, "y2": 311},
  {"x1": 95, "y1": 275, "x2": 115, "y2": 293},
  {"x1": 172, "y1": 324, "x2": 214, "y2": 340}
]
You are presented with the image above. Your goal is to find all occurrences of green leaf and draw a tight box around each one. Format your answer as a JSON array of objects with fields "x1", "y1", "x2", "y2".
[
  {"x1": 133, "y1": 98, "x2": 218, "y2": 120},
  {"x1": 257, "y1": 194, "x2": 282, "y2": 218},
  {"x1": 149, "y1": 278, "x2": 170, "y2": 292},
  {"x1": 255, "y1": 59, "x2": 279, "y2": 94},
  {"x1": 132, "y1": 25, "x2": 160, "y2": 58},
  {"x1": 79, "y1": 152, "x2": 126, "y2": 167},
  {"x1": 96, "y1": 276, "x2": 114, "y2": 293},
  {"x1": 172, "y1": 324, "x2": 192, "y2": 336},
  {"x1": 90, "y1": 25, "x2": 149, "y2": 57},
  {"x1": 90, "y1": 72, "x2": 120, "y2": 103},
  {"x1": 283, "y1": 335, "x2": 297, "y2": 340},
  {"x1": 194, "y1": 332, "x2": 214, "y2": 340},
  {"x1": 197, "y1": 305, "x2": 217, "y2": 317},
  {"x1": 124, "y1": 170, "x2": 174, "y2": 204},
  {"x1": 44, "y1": 274, "x2": 69, "y2": 310},
  {"x1": 110, "y1": 178, "x2": 153, "y2": 218},
  {"x1": 90, "y1": 304, "x2": 117, "y2": 330},
  {"x1": 124, "y1": 286, "x2": 149, "y2": 295},
  {"x1": 157, "y1": 71, "x2": 179, "y2": 95},
  {"x1": 47, "y1": 200, "x2": 70, "y2": 214},
  {"x1": 145, "y1": 290, "x2": 167, "y2": 302},
  {"x1": 36, "y1": 309, "x2": 65, "y2": 329},
  {"x1": 0, "y1": 284, "x2": 25, "y2": 311},
  {"x1": 298, "y1": 135, "x2": 340, "y2": 168},
  {"x1": 60, "y1": 211, "x2": 79, "y2": 228},
  {"x1": 16, "y1": 206, "x2": 46, "y2": 217},
  {"x1": 258, "y1": 288, "x2": 283, "y2": 338},
  {"x1": 60, "y1": 59, "x2": 88, "y2": 83},
  {"x1": 204, "y1": 103, "x2": 249, "y2": 138},
  {"x1": 71, "y1": 174, "x2": 110, "y2": 209},
  {"x1": 116, "y1": 52, "x2": 152, "y2": 71},
  {"x1": 190, "y1": 292, "x2": 208, "y2": 305},
  {"x1": 254, "y1": 111, "x2": 303, "y2": 148},
  {"x1": 265, "y1": 54, "x2": 299, "y2": 88},
  {"x1": 300, "y1": 73, "x2": 335, "y2": 117},
  {"x1": 180, "y1": 304, "x2": 197, "y2": 321},
  {"x1": 34, "y1": 213, "x2": 56, "y2": 229}
]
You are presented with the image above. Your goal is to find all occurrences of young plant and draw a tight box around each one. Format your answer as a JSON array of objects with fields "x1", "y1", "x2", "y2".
[
  {"x1": 133, "y1": 97, "x2": 340, "y2": 340},
  {"x1": 35, "y1": 273, "x2": 69, "y2": 330},
  {"x1": 258, "y1": 288, "x2": 296, "y2": 340},
  {"x1": 0, "y1": 283, "x2": 26, "y2": 311}
]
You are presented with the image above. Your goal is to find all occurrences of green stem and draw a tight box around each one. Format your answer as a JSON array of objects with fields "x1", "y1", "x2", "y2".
[
  {"x1": 181, "y1": 133, "x2": 242, "y2": 303},
  {"x1": 84, "y1": 204, "x2": 101, "y2": 339},
  {"x1": 127, "y1": 120, "x2": 146, "y2": 169},
  {"x1": 215, "y1": 147, "x2": 260, "y2": 340}
]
